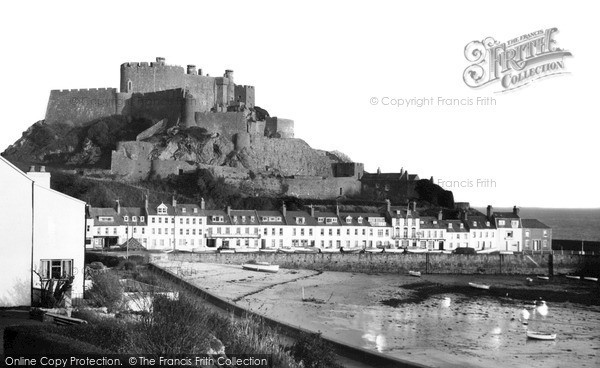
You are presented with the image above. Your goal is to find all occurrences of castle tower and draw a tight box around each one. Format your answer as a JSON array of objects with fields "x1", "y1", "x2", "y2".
[
  {"x1": 182, "y1": 92, "x2": 197, "y2": 128},
  {"x1": 187, "y1": 65, "x2": 197, "y2": 75}
]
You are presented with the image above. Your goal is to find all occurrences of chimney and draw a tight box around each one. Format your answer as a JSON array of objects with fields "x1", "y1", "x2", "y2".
[
  {"x1": 462, "y1": 210, "x2": 468, "y2": 221},
  {"x1": 385, "y1": 199, "x2": 391, "y2": 213},
  {"x1": 200, "y1": 197, "x2": 205, "y2": 210},
  {"x1": 144, "y1": 194, "x2": 149, "y2": 209},
  {"x1": 26, "y1": 166, "x2": 51, "y2": 189},
  {"x1": 115, "y1": 199, "x2": 121, "y2": 214},
  {"x1": 412, "y1": 201, "x2": 417, "y2": 212},
  {"x1": 172, "y1": 196, "x2": 177, "y2": 207},
  {"x1": 282, "y1": 202, "x2": 287, "y2": 218},
  {"x1": 198, "y1": 68, "x2": 203, "y2": 76},
  {"x1": 156, "y1": 57, "x2": 165, "y2": 65},
  {"x1": 227, "y1": 206, "x2": 231, "y2": 216},
  {"x1": 513, "y1": 206, "x2": 520, "y2": 216},
  {"x1": 486, "y1": 205, "x2": 493, "y2": 219},
  {"x1": 400, "y1": 167, "x2": 404, "y2": 176},
  {"x1": 309, "y1": 205, "x2": 315, "y2": 218},
  {"x1": 377, "y1": 167, "x2": 381, "y2": 175},
  {"x1": 187, "y1": 65, "x2": 197, "y2": 75},
  {"x1": 438, "y1": 210, "x2": 443, "y2": 221},
  {"x1": 335, "y1": 204, "x2": 340, "y2": 217}
]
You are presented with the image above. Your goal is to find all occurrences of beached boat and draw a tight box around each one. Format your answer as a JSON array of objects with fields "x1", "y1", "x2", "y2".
[
  {"x1": 499, "y1": 251, "x2": 514, "y2": 255},
  {"x1": 340, "y1": 247, "x2": 363, "y2": 254},
  {"x1": 218, "y1": 248, "x2": 235, "y2": 254},
  {"x1": 277, "y1": 248, "x2": 295, "y2": 254},
  {"x1": 234, "y1": 248, "x2": 260, "y2": 253},
  {"x1": 409, "y1": 270, "x2": 421, "y2": 277},
  {"x1": 469, "y1": 282, "x2": 490, "y2": 290},
  {"x1": 406, "y1": 248, "x2": 429, "y2": 253},
  {"x1": 259, "y1": 248, "x2": 278, "y2": 253},
  {"x1": 526, "y1": 331, "x2": 556, "y2": 340},
  {"x1": 294, "y1": 247, "x2": 321, "y2": 254},
  {"x1": 242, "y1": 262, "x2": 279, "y2": 273},
  {"x1": 365, "y1": 248, "x2": 384, "y2": 253},
  {"x1": 384, "y1": 248, "x2": 405, "y2": 253},
  {"x1": 583, "y1": 277, "x2": 598, "y2": 282},
  {"x1": 565, "y1": 275, "x2": 580, "y2": 280},
  {"x1": 537, "y1": 275, "x2": 550, "y2": 280},
  {"x1": 477, "y1": 248, "x2": 499, "y2": 254},
  {"x1": 320, "y1": 248, "x2": 340, "y2": 253}
]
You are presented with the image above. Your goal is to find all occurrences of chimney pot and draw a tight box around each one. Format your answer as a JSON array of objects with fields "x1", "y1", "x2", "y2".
[
  {"x1": 29, "y1": 165, "x2": 35, "y2": 172},
  {"x1": 201, "y1": 197, "x2": 205, "y2": 210},
  {"x1": 282, "y1": 202, "x2": 287, "y2": 217},
  {"x1": 227, "y1": 206, "x2": 231, "y2": 216}
]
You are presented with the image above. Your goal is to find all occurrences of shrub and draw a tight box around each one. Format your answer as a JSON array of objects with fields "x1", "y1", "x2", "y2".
[
  {"x1": 87, "y1": 271, "x2": 123, "y2": 312},
  {"x1": 289, "y1": 332, "x2": 343, "y2": 368}
]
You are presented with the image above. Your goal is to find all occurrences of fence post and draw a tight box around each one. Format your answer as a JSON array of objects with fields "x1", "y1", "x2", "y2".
[
  {"x1": 499, "y1": 253, "x2": 503, "y2": 274},
  {"x1": 426, "y1": 252, "x2": 429, "y2": 274},
  {"x1": 548, "y1": 253, "x2": 554, "y2": 276}
]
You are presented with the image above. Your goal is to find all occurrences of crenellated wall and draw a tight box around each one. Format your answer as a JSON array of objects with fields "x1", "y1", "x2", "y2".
[{"x1": 45, "y1": 88, "x2": 118, "y2": 125}]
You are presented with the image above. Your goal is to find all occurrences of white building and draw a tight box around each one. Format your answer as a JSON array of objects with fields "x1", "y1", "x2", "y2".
[{"x1": 0, "y1": 158, "x2": 85, "y2": 307}]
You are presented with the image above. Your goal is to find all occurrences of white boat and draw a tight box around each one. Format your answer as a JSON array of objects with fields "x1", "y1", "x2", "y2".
[
  {"x1": 584, "y1": 277, "x2": 598, "y2": 282},
  {"x1": 277, "y1": 248, "x2": 295, "y2": 254},
  {"x1": 477, "y1": 248, "x2": 499, "y2": 254},
  {"x1": 565, "y1": 275, "x2": 580, "y2": 280},
  {"x1": 365, "y1": 248, "x2": 384, "y2": 253},
  {"x1": 340, "y1": 247, "x2": 363, "y2": 254},
  {"x1": 526, "y1": 331, "x2": 556, "y2": 340},
  {"x1": 384, "y1": 248, "x2": 405, "y2": 253},
  {"x1": 406, "y1": 248, "x2": 429, "y2": 253},
  {"x1": 499, "y1": 251, "x2": 514, "y2": 255},
  {"x1": 259, "y1": 248, "x2": 278, "y2": 253},
  {"x1": 537, "y1": 275, "x2": 550, "y2": 280},
  {"x1": 218, "y1": 248, "x2": 235, "y2": 254},
  {"x1": 469, "y1": 282, "x2": 490, "y2": 290},
  {"x1": 409, "y1": 270, "x2": 421, "y2": 277},
  {"x1": 242, "y1": 262, "x2": 279, "y2": 273},
  {"x1": 320, "y1": 248, "x2": 340, "y2": 253},
  {"x1": 294, "y1": 247, "x2": 321, "y2": 254},
  {"x1": 234, "y1": 248, "x2": 259, "y2": 253}
]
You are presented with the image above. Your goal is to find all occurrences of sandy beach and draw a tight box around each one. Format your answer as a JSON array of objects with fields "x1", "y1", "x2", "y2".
[{"x1": 155, "y1": 261, "x2": 600, "y2": 368}]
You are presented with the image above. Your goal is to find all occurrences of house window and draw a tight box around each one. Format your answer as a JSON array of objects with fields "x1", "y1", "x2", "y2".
[
  {"x1": 193, "y1": 208, "x2": 198, "y2": 213},
  {"x1": 99, "y1": 216, "x2": 113, "y2": 222},
  {"x1": 40, "y1": 259, "x2": 73, "y2": 280},
  {"x1": 498, "y1": 220, "x2": 505, "y2": 226}
]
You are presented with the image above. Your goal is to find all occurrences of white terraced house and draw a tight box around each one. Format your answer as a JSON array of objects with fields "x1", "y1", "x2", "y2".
[{"x1": 86, "y1": 199, "x2": 550, "y2": 253}]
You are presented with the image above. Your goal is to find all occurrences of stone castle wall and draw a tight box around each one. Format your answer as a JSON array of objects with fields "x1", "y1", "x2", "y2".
[
  {"x1": 284, "y1": 177, "x2": 361, "y2": 198},
  {"x1": 194, "y1": 112, "x2": 247, "y2": 141},
  {"x1": 45, "y1": 88, "x2": 118, "y2": 125}
]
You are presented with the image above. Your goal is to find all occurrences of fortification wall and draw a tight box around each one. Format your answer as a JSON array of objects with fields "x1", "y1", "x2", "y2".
[
  {"x1": 44, "y1": 88, "x2": 117, "y2": 125},
  {"x1": 110, "y1": 152, "x2": 152, "y2": 181},
  {"x1": 333, "y1": 162, "x2": 365, "y2": 179},
  {"x1": 126, "y1": 89, "x2": 185, "y2": 125},
  {"x1": 136, "y1": 119, "x2": 167, "y2": 141},
  {"x1": 151, "y1": 160, "x2": 196, "y2": 179},
  {"x1": 240, "y1": 137, "x2": 333, "y2": 177},
  {"x1": 234, "y1": 85, "x2": 255, "y2": 107},
  {"x1": 284, "y1": 177, "x2": 361, "y2": 198},
  {"x1": 265, "y1": 117, "x2": 294, "y2": 138},
  {"x1": 195, "y1": 112, "x2": 247, "y2": 140}
]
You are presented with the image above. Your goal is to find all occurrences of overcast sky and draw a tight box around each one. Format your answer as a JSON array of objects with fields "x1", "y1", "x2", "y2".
[{"x1": 1, "y1": 1, "x2": 597, "y2": 208}]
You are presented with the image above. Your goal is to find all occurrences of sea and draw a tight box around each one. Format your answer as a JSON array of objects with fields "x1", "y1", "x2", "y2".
[{"x1": 476, "y1": 207, "x2": 600, "y2": 242}]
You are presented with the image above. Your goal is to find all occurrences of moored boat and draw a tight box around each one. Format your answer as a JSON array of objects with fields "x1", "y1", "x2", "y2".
[
  {"x1": 406, "y1": 248, "x2": 428, "y2": 253},
  {"x1": 259, "y1": 248, "x2": 278, "y2": 253},
  {"x1": 277, "y1": 248, "x2": 295, "y2": 253},
  {"x1": 320, "y1": 248, "x2": 340, "y2": 253},
  {"x1": 365, "y1": 248, "x2": 384, "y2": 253},
  {"x1": 294, "y1": 247, "x2": 321, "y2": 254},
  {"x1": 218, "y1": 248, "x2": 235, "y2": 254},
  {"x1": 235, "y1": 248, "x2": 260, "y2": 253},
  {"x1": 583, "y1": 277, "x2": 598, "y2": 282},
  {"x1": 383, "y1": 248, "x2": 405, "y2": 253},
  {"x1": 469, "y1": 282, "x2": 490, "y2": 290},
  {"x1": 537, "y1": 275, "x2": 550, "y2": 280},
  {"x1": 565, "y1": 275, "x2": 580, "y2": 280},
  {"x1": 340, "y1": 247, "x2": 363, "y2": 254},
  {"x1": 409, "y1": 270, "x2": 421, "y2": 277},
  {"x1": 526, "y1": 331, "x2": 556, "y2": 340},
  {"x1": 242, "y1": 262, "x2": 280, "y2": 273}
]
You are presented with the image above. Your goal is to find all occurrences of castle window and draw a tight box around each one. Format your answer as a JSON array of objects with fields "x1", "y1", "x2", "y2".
[{"x1": 127, "y1": 80, "x2": 132, "y2": 93}]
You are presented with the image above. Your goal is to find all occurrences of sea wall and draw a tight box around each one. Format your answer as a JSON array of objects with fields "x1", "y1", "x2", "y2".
[{"x1": 162, "y1": 253, "x2": 600, "y2": 276}]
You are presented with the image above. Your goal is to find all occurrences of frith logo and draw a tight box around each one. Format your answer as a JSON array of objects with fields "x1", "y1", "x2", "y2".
[{"x1": 463, "y1": 28, "x2": 572, "y2": 92}]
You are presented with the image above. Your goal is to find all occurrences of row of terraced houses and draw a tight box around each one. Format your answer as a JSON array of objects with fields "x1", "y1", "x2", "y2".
[{"x1": 86, "y1": 197, "x2": 552, "y2": 253}]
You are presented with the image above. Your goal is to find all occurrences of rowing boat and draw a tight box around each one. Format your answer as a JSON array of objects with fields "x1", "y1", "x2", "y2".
[
  {"x1": 242, "y1": 262, "x2": 279, "y2": 273},
  {"x1": 468, "y1": 282, "x2": 490, "y2": 290},
  {"x1": 365, "y1": 248, "x2": 384, "y2": 253},
  {"x1": 565, "y1": 275, "x2": 580, "y2": 280},
  {"x1": 526, "y1": 331, "x2": 556, "y2": 340},
  {"x1": 536, "y1": 276, "x2": 549, "y2": 280},
  {"x1": 409, "y1": 270, "x2": 421, "y2": 277},
  {"x1": 584, "y1": 277, "x2": 598, "y2": 282}
]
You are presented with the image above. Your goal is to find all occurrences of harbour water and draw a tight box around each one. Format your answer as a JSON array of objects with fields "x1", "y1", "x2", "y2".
[{"x1": 162, "y1": 262, "x2": 600, "y2": 368}]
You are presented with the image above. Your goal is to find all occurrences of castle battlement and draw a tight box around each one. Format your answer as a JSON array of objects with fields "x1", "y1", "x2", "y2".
[
  {"x1": 51, "y1": 88, "x2": 117, "y2": 93},
  {"x1": 121, "y1": 62, "x2": 184, "y2": 71}
]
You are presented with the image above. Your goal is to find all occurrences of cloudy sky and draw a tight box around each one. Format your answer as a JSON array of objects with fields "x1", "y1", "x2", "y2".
[{"x1": 1, "y1": 1, "x2": 597, "y2": 208}]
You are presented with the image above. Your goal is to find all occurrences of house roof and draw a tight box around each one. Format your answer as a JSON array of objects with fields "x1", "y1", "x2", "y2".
[
  {"x1": 444, "y1": 220, "x2": 469, "y2": 232},
  {"x1": 339, "y1": 212, "x2": 387, "y2": 227},
  {"x1": 419, "y1": 216, "x2": 445, "y2": 229},
  {"x1": 521, "y1": 219, "x2": 551, "y2": 229},
  {"x1": 313, "y1": 211, "x2": 341, "y2": 226},
  {"x1": 230, "y1": 210, "x2": 260, "y2": 226},
  {"x1": 466, "y1": 216, "x2": 495, "y2": 230},
  {"x1": 256, "y1": 210, "x2": 286, "y2": 225},
  {"x1": 204, "y1": 210, "x2": 232, "y2": 225},
  {"x1": 286, "y1": 211, "x2": 318, "y2": 226}
]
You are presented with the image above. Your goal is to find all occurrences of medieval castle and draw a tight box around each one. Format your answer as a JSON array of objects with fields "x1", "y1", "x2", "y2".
[{"x1": 43, "y1": 57, "x2": 425, "y2": 201}]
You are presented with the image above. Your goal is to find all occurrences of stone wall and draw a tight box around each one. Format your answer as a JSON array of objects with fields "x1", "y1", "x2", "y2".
[
  {"x1": 284, "y1": 177, "x2": 361, "y2": 198},
  {"x1": 110, "y1": 141, "x2": 154, "y2": 180},
  {"x1": 265, "y1": 117, "x2": 294, "y2": 138},
  {"x1": 44, "y1": 88, "x2": 118, "y2": 125},
  {"x1": 127, "y1": 89, "x2": 185, "y2": 125},
  {"x1": 151, "y1": 160, "x2": 196, "y2": 179},
  {"x1": 195, "y1": 112, "x2": 247, "y2": 140},
  {"x1": 162, "y1": 253, "x2": 600, "y2": 276},
  {"x1": 240, "y1": 137, "x2": 334, "y2": 177}
]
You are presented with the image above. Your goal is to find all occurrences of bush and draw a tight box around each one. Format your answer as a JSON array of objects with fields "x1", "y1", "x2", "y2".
[
  {"x1": 289, "y1": 332, "x2": 343, "y2": 368},
  {"x1": 87, "y1": 271, "x2": 123, "y2": 312}
]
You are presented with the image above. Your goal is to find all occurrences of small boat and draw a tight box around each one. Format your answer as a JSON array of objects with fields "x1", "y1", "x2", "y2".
[
  {"x1": 584, "y1": 277, "x2": 598, "y2": 282},
  {"x1": 477, "y1": 248, "x2": 499, "y2": 254},
  {"x1": 365, "y1": 248, "x2": 384, "y2": 253},
  {"x1": 406, "y1": 248, "x2": 429, "y2": 253},
  {"x1": 234, "y1": 248, "x2": 260, "y2": 253},
  {"x1": 499, "y1": 251, "x2": 514, "y2": 255},
  {"x1": 537, "y1": 276, "x2": 550, "y2": 280},
  {"x1": 384, "y1": 248, "x2": 405, "y2": 253},
  {"x1": 565, "y1": 275, "x2": 580, "y2": 280},
  {"x1": 526, "y1": 331, "x2": 556, "y2": 340},
  {"x1": 242, "y1": 262, "x2": 279, "y2": 273},
  {"x1": 340, "y1": 247, "x2": 363, "y2": 254},
  {"x1": 409, "y1": 270, "x2": 421, "y2": 277},
  {"x1": 294, "y1": 247, "x2": 321, "y2": 254},
  {"x1": 218, "y1": 248, "x2": 235, "y2": 254},
  {"x1": 320, "y1": 248, "x2": 340, "y2": 253},
  {"x1": 469, "y1": 282, "x2": 490, "y2": 290},
  {"x1": 259, "y1": 248, "x2": 278, "y2": 253},
  {"x1": 277, "y1": 248, "x2": 295, "y2": 254}
]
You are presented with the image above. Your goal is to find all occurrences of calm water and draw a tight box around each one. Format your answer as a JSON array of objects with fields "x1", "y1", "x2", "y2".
[{"x1": 476, "y1": 208, "x2": 600, "y2": 242}]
